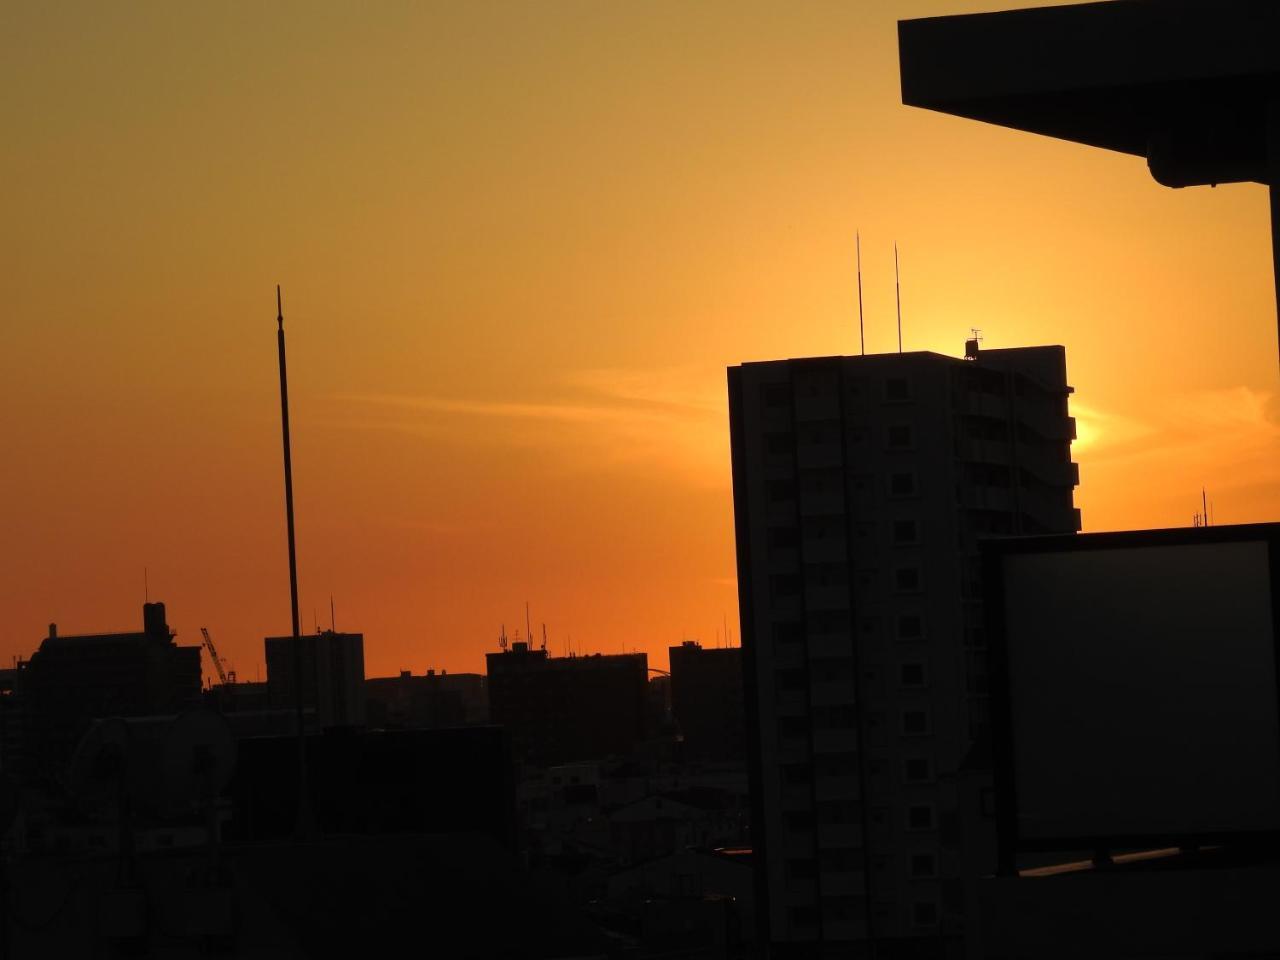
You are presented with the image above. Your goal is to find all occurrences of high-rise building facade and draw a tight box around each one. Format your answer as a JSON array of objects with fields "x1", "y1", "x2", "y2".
[{"x1": 727, "y1": 345, "x2": 1078, "y2": 956}]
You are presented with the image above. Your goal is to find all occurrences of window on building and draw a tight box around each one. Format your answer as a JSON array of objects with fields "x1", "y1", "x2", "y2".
[
  {"x1": 814, "y1": 752, "x2": 859, "y2": 778},
  {"x1": 786, "y1": 811, "x2": 815, "y2": 831},
  {"x1": 787, "y1": 858, "x2": 817, "y2": 879},
  {"x1": 907, "y1": 804, "x2": 936, "y2": 831},
  {"x1": 771, "y1": 574, "x2": 802, "y2": 597},
  {"x1": 887, "y1": 424, "x2": 914, "y2": 449},
  {"x1": 899, "y1": 662, "x2": 927, "y2": 688},
  {"x1": 762, "y1": 383, "x2": 791, "y2": 408},
  {"x1": 766, "y1": 432, "x2": 794, "y2": 454},
  {"x1": 889, "y1": 471, "x2": 918, "y2": 497},
  {"x1": 773, "y1": 622, "x2": 803, "y2": 645},
  {"x1": 778, "y1": 716, "x2": 808, "y2": 739},
  {"x1": 790, "y1": 905, "x2": 819, "y2": 927},
  {"x1": 903, "y1": 756, "x2": 934, "y2": 783},
  {"x1": 768, "y1": 478, "x2": 797, "y2": 502},
  {"x1": 912, "y1": 901, "x2": 939, "y2": 928},
  {"x1": 767, "y1": 526, "x2": 799, "y2": 548},
  {"x1": 782, "y1": 762, "x2": 812, "y2": 785},
  {"x1": 981, "y1": 787, "x2": 997, "y2": 818},
  {"x1": 811, "y1": 609, "x2": 850, "y2": 634},
  {"x1": 823, "y1": 895, "x2": 859, "y2": 922},
  {"x1": 896, "y1": 614, "x2": 924, "y2": 640},
  {"x1": 818, "y1": 798, "x2": 861, "y2": 824},
  {"x1": 862, "y1": 616, "x2": 882, "y2": 636},
  {"x1": 892, "y1": 519, "x2": 919, "y2": 544},
  {"x1": 812, "y1": 704, "x2": 857, "y2": 730},
  {"x1": 810, "y1": 658, "x2": 854, "y2": 685},
  {"x1": 884, "y1": 377, "x2": 912, "y2": 403},
  {"x1": 776, "y1": 668, "x2": 806, "y2": 691},
  {"x1": 902, "y1": 709, "x2": 932, "y2": 737},
  {"x1": 822, "y1": 847, "x2": 866, "y2": 872},
  {"x1": 909, "y1": 852, "x2": 938, "y2": 879},
  {"x1": 894, "y1": 566, "x2": 922, "y2": 593}
]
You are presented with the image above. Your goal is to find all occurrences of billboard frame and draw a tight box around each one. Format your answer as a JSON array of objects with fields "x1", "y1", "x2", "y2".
[{"x1": 984, "y1": 523, "x2": 1280, "y2": 874}]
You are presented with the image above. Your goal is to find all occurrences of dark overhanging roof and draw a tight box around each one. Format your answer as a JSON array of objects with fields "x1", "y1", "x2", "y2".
[{"x1": 898, "y1": 0, "x2": 1280, "y2": 186}]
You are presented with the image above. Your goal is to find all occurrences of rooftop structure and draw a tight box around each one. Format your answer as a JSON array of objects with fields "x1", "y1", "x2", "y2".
[{"x1": 899, "y1": 0, "x2": 1280, "y2": 358}]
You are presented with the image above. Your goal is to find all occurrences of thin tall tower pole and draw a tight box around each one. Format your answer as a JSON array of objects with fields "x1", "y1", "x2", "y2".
[
  {"x1": 857, "y1": 232, "x2": 865, "y2": 356},
  {"x1": 277, "y1": 286, "x2": 312, "y2": 836},
  {"x1": 895, "y1": 243, "x2": 903, "y2": 353}
]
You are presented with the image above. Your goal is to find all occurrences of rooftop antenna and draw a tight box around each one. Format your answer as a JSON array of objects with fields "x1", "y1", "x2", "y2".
[
  {"x1": 525, "y1": 602, "x2": 532, "y2": 650},
  {"x1": 895, "y1": 242, "x2": 903, "y2": 354},
  {"x1": 541, "y1": 623, "x2": 547, "y2": 652},
  {"x1": 1202, "y1": 487, "x2": 1209, "y2": 527},
  {"x1": 857, "y1": 232, "x2": 865, "y2": 356},
  {"x1": 499, "y1": 624, "x2": 508, "y2": 651},
  {"x1": 965, "y1": 328, "x2": 983, "y2": 361},
  {"x1": 276, "y1": 285, "x2": 312, "y2": 837}
]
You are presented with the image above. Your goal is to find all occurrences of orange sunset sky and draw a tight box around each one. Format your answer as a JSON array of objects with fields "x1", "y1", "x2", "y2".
[{"x1": 3, "y1": 1, "x2": 1277, "y2": 682}]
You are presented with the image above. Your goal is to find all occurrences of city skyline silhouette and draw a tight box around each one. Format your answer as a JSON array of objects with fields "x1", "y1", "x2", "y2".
[
  {"x1": 3, "y1": 1, "x2": 1280, "y2": 957},
  {"x1": 3, "y1": 1, "x2": 1277, "y2": 684}
]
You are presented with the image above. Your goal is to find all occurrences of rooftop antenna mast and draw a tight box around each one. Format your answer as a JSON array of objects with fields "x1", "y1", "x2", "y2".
[
  {"x1": 857, "y1": 232, "x2": 866, "y2": 356},
  {"x1": 895, "y1": 242, "x2": 903, "y2": 353},
  {"x1": 1202, "y1": 487, "x2": 1209, "y2": 527},
  {"x1": 525, "y1": 601, "x2": 532, "y2": 650},
  {"x1": 276, "y1": 285, "x2": 312, "y2": 836}
]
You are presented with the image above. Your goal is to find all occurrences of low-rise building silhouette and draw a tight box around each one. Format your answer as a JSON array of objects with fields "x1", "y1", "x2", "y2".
[
  {"x1": 728, "y1": 345, "x2": 1079, "y2": 954},
  {"x1": 19, "y1": 602, "x2": 202, "y2": 774},
  {"x1": 669, "y1": 640, "x2": 745, "y2": 763},
  {"x1": 487, "y1": 642, "x2": 647, "y2": 768},
  {"x1": 365, "y1": 668, "x2": 488, "y2": 729}
]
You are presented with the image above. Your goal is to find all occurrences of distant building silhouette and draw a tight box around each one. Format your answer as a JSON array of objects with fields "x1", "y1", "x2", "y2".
[
  {"x1": 486, "y1": 642, "x2": 647, "y2": 768},
  {"x1": 226, "y1": 725, "x2": 516, "y2": 849},
  {"x1": 365, "y1": 668, "x2": 488, "y2": 729},
  {"x1": 20, "y1": 602, "x2": 202, "y2": 774},
  {"x1": 669, "y1": 641, "x2": 745, "y2": 762},
  {"x1": 264, "y1": 629, "x2": 365, "y2": 729},
  {"x1": 727, "y1": 346, "x2": 1078, "y2": 953}
]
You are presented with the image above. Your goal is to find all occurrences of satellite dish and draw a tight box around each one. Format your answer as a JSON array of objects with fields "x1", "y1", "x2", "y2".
[
  {"x1": 67, "y1": 718, "x2": 132, "y2": 820},
  {"x1": 159, "y1": 708, "x2": 235, "y2": 817}
]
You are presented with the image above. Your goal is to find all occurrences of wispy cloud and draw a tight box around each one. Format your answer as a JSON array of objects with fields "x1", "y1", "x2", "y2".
[
  {"x1": 333, "y1": 365, "x2": 731, "y2": 486},
  {"x1": 1076, "y1": 386, "x2": 1280, "y2": 521}
]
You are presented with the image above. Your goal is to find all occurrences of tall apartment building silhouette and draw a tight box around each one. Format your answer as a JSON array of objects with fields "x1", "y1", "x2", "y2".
[{"x1": 727, "y1": 344, "x2": 1078, "y2": 956}]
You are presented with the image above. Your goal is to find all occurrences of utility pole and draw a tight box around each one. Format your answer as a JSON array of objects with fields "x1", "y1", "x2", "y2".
[{"x1": 277, "y1": 286, "x2": 313, "y2": 837}]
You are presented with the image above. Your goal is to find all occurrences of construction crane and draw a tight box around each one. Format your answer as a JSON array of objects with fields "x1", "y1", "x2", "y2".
[{"x1": 200, "y1": 627, "x2": 236, "y2": 686}]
